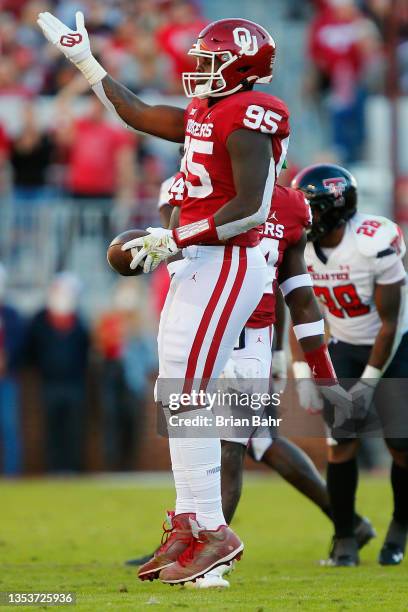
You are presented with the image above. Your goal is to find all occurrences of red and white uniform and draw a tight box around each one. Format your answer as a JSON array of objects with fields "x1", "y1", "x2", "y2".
[
  {"x1": 221, "y1": 186, "x2": 312, "y2": 450},
  {"x1": 305, "y1": 212, "x2": 408, "y2": 345},
  {"x1": 248, "y1": 185, "x2": 312, "y2": 329},
  {"x1": 169, "y1": 91, "x2": 290, "y2": 246},
  {"x1": 157, "y1": 92, "x2": 290, "y2": 400}
]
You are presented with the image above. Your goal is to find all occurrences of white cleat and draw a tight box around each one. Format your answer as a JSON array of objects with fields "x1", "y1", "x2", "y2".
[{"x1": 184, "y1": 564, "x2": 231, "y2": 589}]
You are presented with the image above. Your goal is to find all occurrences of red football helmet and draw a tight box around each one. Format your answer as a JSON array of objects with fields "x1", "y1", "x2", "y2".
[{"x1": 182, "y1": 18, "x2": 276, "y2": 99}]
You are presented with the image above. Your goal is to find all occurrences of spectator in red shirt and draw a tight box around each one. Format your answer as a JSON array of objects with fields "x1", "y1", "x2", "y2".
[
  {"x1": 307, "y1": 0, "x2": 381, "y2": 162},
  {"x1": 156, "y1": 0, "x2": 207, "y2": 93},
  {"x1": 54, "y1": 96, "x2": 136, "y2": 265},
  {"x1": 61, "y1": 97, "x2": 136, "y2": 202}
]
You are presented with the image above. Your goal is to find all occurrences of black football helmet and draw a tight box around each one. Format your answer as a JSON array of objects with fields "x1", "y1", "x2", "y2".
[{"x1": 291, "y1": 164, "x2": 358, "y2": 242}]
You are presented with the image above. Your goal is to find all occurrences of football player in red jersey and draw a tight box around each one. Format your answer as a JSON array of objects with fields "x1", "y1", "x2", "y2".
[
  {"x1": 195, "y1": 183, "x2": 371, "y2": 586},
  {"x1": 125, "y1": 178, "x2": 372, "y2": 587},
  {"x1": 37, "y1": 12, "x2": 284, "y2": 583},
  {"x1": 37, "y1": 13, "x2": 350, "y2": 583}
]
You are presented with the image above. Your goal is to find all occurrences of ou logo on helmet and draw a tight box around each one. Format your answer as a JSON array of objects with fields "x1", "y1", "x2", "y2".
[{"x1": 233, "y1": 27, "x2": 259, "y2": 56}]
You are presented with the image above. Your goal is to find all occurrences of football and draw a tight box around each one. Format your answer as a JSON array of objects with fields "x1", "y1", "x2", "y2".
[{"x1": 107, "y1": 229, "x2": 148, "y2": 276}]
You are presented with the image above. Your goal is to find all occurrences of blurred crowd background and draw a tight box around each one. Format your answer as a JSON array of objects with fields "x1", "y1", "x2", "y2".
[{"x1": 0, "y1": 0, "x2": 407, "y2": 475}]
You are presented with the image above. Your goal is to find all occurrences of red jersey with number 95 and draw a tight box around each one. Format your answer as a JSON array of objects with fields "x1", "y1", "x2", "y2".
[
  {"x1": 169, "y1": 90, "x2": 290, "y2": 247},
  {"x1": 247, "y1": 185, "x2": 312, "y2": 328}
]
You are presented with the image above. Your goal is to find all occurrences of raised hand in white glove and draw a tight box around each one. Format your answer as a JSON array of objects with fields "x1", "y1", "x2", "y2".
[
  {"x1": 122, "y1": 227, "x2": 180, "y2": 274},
  {"x1": 272, "y1": 350, "x2": 287, "y2": 391},
  {"x1": 292, "y1": 361, "x2": 324, "y2": 414},
  {"x1": 37, "y1": 11, "x2": 106, "y2": 85},
  {"x1": 38, "y1": 11, "x2": 90, "y2": 63}
]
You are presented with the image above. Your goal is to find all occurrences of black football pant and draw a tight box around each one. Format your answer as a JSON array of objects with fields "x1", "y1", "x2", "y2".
[{"x1": 325, "y1": 333, "x2": 408, "y2": 538}]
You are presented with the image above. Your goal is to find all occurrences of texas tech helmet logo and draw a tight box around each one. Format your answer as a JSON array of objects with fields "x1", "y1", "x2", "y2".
[
  {"x1": 323, "y1": 177, "x2": 347, "y2": 198},
  {"x1": 60, "y1": 33, "x2": 83, "y2": 47},
  {"x1": 233, "y1": 27, "x2": 259, "y2": 56}
]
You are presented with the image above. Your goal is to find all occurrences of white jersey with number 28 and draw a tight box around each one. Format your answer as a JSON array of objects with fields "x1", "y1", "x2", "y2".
[{"x1": 305, "y1": 212, "x2": 408, "y2": 345}]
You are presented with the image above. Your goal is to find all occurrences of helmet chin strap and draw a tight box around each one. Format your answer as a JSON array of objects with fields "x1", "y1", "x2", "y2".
[
  {"x1": 195, "y1": 76, "x2": 254, "y2": 99},
  {"x1": 195, "y1": 79, "x2": 245, "y2": 99}
]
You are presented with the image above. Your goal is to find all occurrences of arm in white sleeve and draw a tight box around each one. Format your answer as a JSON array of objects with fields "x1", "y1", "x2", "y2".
[{"x1": 92, "y1": 81, "x2": 130, "y2": 129}]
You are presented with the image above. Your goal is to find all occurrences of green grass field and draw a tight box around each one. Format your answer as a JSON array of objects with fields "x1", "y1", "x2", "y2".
[{"x1": 1, "y1": 474, "x2": 407, "y2": 611}]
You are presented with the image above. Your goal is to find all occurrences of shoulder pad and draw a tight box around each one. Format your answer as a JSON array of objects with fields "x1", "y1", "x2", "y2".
[{"x1": 350, "y1": 213, "x2": 404, "y2": 258}]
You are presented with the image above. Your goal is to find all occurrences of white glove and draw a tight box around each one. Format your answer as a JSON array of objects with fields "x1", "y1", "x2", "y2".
[
  {"x1": 220, "y1": 358, "x2": 260, "y2": 380},
  {"x1": 349, "y1": 380, "x2": 376, "y2": 420},
  {"x1": 349, "y1": 365, "x2": 381, "y2": 420},
  {"x1": 272, "y1": 350, "x2": 287, "y2": 379},
  {"x1": 219, "y1": 358, "x2": 260, "y2": 396},
  {"x1": 122, "y1": 227, "x2": 180, "y2": 274},
  {"x1": 320, "y1": 384, "x2": 353, "y2": 429},
  {"x1": 292, "y1": 361, "x2": 323, "y2": 414},
  {"x1": 37, "y1": 11, "x2": 106, "y2": 85},
  {"x1": 272, "y1": 350, "x2": 287, "y2": 391},
  {"x1": 220, "y1": 358, "x2": 240, "y2": 380}
]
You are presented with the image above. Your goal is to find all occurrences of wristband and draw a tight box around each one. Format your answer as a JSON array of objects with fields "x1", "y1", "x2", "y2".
[
  {"x1": 280, "y1": 274, "x2": 313, "y2": 297},
  {"x1": 172, "y1": 216, "x2": 218, "y2": 247},
  {"x1": 292, "y1": 361, "x2": 312, "y2": 379},
  {"x1": 304, "y1": 344, "x2": 337, "y2": 384},
  {"x1": 293, "y1": 319, "x2": 325, "y2": 340},
  {"x1": 76, "y1": 55, "x2": 107, "y2": 86},
  {"x1": 361, "y1": 364, "x2": 382, "y2": 386}
]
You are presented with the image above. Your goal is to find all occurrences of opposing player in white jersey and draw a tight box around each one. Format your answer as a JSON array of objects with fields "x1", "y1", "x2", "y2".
[
  {"x1": 38, "y1": 12, "x2": 293, "y2": 582},
  {"x1": 291, "y1": 164, "x2": 408, "y2": 567}
]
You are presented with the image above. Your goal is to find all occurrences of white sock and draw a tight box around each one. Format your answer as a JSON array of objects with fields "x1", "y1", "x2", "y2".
[
  {"x1": 169, "y1": 437, "x2": 195, "y2": 515},
  {"x1": 176, "y1": 413, "x2": 226, "y2": 530}
]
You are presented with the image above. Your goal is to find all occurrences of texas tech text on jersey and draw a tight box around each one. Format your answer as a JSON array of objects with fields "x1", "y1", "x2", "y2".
[{"x1": 305, "y1": 212, "x2": 408, "y2": 345}]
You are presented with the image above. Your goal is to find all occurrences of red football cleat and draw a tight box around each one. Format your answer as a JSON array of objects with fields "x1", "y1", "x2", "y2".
[
  {"x1": 138, "y1": 511, "x2": 194, "y2": 581},
  {"x1": 159, "y1": 519, "x2": 244, "y2": 584}
]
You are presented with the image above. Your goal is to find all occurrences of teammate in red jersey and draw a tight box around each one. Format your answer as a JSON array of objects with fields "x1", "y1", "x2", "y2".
[
  {"x1": 37, "y1": 12, "x2": 287, "y2": 583},
  {"x1": 37, "y1": 13, "x2": 350, "y2": 584},
  {"x1": 218, "y1": 185, "x2": 358, "y2": 530},
  {"x1": 124, "y1": 180, "x2": 371, "y2": 587}
]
